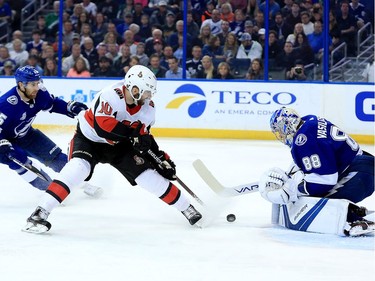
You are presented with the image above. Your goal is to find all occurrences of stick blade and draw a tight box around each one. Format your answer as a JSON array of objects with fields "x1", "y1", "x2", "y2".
[
  {"x1": 193, "y1": 159, "x2": 259, "y2": 197},
  {"x1": 193, "y1": 159, "x2": 226, "y2": 194}
]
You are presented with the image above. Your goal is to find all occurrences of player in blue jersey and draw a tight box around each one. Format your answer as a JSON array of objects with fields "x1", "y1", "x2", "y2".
[
  {"x1": 0, "y1": 65, "x2": 101, "y2": 196},
  {"x1": 259, "y1": 107, "x2": 374, "y2": 236}
]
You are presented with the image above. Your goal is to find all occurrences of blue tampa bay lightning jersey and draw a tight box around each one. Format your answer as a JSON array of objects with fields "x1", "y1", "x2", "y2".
[
  {"x1": 0, "y1": 86, "x2": 69, "y2": 140},
  {"x1": 291, "y1": 115, "x2": 361, "y2": 197}
]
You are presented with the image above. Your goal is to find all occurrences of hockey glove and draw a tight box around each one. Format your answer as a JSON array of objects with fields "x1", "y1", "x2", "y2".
[
  {"x1": 151, "y1": 150, "x2": 177, "y2": 181},
  {"x1": 259, "y1": 167, "x2": 298, "y2": 205},
  {"x1": 67, "y1": 101, "x2": 88, "y2": 118},
  {"x1": 0, "y1": 139, "x2": 13, "y2": 164},
  {"x1": 0, "y1": 139, "x2": 27, "y2": 167},
  {"x1": 130, "y1": 121, "x2": 152, "y2": 154}
]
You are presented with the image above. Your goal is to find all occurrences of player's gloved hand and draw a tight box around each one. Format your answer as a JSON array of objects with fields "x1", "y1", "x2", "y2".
[
  {"x1": 153, "y1": 150, "x2": 177, "y2": 180},
  {"x1": 0, "y1": 139, "x2": 14, "y2": 164},
  {"x1": 0, "y1": 139, "x2": 27, "y2": 167},
  {"x1": 67, "y1": 101, "x2": 88, "y2": 118},
  {"x1": 130, "y1": 121, "x2": 152, "y2": 154},
  {"x1": 285, "y1": 162, "x2": 305, "y2": 185},
  {"x1": 259, "y1": 167, "x2": 298, "y2": 205}
]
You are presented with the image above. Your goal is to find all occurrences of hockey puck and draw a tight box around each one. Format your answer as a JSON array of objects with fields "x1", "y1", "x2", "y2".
[{"x1": 226, "y1": 214, "x2": 236, "y2": 222}]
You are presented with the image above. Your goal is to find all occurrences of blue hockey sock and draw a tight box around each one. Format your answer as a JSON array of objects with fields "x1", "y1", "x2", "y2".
[
  {"x1": 30, "y1": 177, "x2": 49, "y2": 190},
  {"x1": 48, "y1": 153, "x2": 68, "y2": 172},
  {"x1": 29, "y1": 169, "x2": 52, "y2": 190}
]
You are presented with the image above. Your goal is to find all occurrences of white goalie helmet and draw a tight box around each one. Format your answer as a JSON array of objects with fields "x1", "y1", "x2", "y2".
[
  {"x1": 124, "y1": 65, "x2": 157, "y2": 101},
  {"x1": 270, "y1": 107, "x2": 302, "y2": 147}
]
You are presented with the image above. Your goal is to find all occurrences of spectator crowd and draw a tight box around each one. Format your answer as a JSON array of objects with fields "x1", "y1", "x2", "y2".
[{"x1": 0, "y1": 0, "x2": 373, "y2": 81}]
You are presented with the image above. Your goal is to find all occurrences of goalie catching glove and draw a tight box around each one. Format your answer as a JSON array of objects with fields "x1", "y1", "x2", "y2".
[
  {"x1": 259, "y1": 167, "x2": 303, "y2": 205},
  {"x1": 67, "y1": 101, "x2": 88, "y2": 118}
]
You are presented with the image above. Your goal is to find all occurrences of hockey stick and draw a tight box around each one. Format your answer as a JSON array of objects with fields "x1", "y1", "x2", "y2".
[
  {"x1": 192, "y1": 159, "x2": 259, "y2": 197},
  {"x1": 147, "y1": 149, "x2": 204, "y2": 205},
  {"x1": 8, "y1": 155, "x2": 49, "y2": 181},
  {"x1": 193, "y1": 159, "x2": 375, "y2": 217},
  {"x1": 175, "y1": 177, "x2": 205, "y2": 206}
]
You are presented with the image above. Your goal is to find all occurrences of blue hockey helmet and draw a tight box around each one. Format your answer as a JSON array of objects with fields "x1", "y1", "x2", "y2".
[
  {"x1": 270, "y1": 107, "x2": 302, "y2": 147},
  {"x1": 15, "y1": 65, "x2": 41, "y2": 85}
]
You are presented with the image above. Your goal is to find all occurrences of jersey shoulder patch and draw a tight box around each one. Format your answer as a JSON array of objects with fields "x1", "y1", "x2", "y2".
[
  {"x1": 6, "y1": 95, "x2": 18, "y2": 105},
  {"x1": 294, "y1": 133, "x2": 307, "y2": 146},
  {"x1": 113, "y1": 87, "x2": 124, "y2": 99}
]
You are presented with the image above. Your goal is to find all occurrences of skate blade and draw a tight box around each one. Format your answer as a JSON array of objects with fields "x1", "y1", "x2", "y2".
[
  {"x1": 193, "y1": 217, "x2": 204, "y2": 228},
  {"x1": 349, "y1": 226, "x2": 375, "y2": 237},
  {"x1": 21, "y1": 222, "x2": 50, "y2": 234}
]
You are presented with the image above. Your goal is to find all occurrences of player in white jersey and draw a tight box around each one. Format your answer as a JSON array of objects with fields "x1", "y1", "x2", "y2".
[{"x1": 22, "y1": 65, "x2": 202, "y2": 234}]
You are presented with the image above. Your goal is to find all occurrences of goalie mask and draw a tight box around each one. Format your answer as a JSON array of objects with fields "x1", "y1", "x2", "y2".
[
  {"x1": 270, "y1": 107, "x2": 302, "y2": 147},
  {"x1": 124, "y1": 65, "x2": 157, "y2": 102}
]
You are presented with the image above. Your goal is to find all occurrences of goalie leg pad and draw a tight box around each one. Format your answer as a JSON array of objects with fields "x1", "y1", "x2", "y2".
[
  {"x1": 271, "y1": 203, "x2": 280, "y2": 225},
  {"x1": 277, "y1": 196, "x2": 350, "y2": 236}
]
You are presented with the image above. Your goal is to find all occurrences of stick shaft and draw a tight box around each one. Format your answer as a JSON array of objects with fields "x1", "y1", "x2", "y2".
[
  {"x1": 176, "y1": 176, "x2": 204, "y2": 205},
  {"x1": 147, "y1": 149, "x2": 204, "y2": 205},
  {"x1": 8, "y1": 156, "x2": 49, "y2": 181}
]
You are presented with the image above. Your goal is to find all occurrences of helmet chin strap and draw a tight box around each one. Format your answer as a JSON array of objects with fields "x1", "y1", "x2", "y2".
[
  {"x1": 125, "y1": 88, "x2": 140, "y2": 106},
  {"x1": 128, "y1": 87, "x2": 142, "y2": 105},
  {"x1": 132, "y1": 97, "x2": 145, "y2": 106}
]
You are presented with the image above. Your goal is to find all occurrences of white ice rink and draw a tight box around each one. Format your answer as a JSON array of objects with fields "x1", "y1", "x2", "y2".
[{"x1": 0, "y1": 133, "x2": 374, "y2": 281}]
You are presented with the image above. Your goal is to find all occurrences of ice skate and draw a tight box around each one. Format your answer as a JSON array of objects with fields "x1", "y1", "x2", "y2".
[
  {"x1": 182, "y1": 204, "x2": 202, "y2": 226},
  {"x1": 348, "y1": 203, "x2": 368, "y2": 218},
  {"x1": 344, "y1": 219, "x2": 375, "y2": 237},
  {"x1": 22, "y1": 206, "x2": 51, "y2": 234}
]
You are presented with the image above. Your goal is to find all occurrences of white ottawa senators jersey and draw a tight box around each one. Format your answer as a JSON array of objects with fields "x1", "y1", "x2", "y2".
[{"x1": 77, "y1": 80, "x2": 156, "y2": 144}]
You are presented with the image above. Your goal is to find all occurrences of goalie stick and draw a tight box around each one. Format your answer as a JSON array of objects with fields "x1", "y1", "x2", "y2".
[
  {"x1": 192, "y1": 159, "x2": 259, "y2": 197},
  {"x1": 192, "y1": 160, "x2": 301, "y2": 197},
  {"x1": 8, "y1": 155, "x2": 49, "y2": 181},
  {"x1": 147, "y1": 150, "x2": 204, "y2": 205},
  {"x1": 192, "y1": 160, "x2": 375, "y2": 216}
]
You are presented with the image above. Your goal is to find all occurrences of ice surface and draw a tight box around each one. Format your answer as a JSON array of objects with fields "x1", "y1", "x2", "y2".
[{"x1": 0, "y1": 134, "x2": 374, "y2": 281}]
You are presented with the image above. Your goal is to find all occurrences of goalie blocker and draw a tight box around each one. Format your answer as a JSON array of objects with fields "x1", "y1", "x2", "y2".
[{"x1": 271, "y1": 197, "x2": 375, "y2": 237}]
